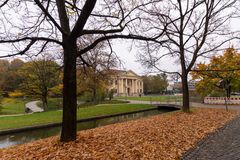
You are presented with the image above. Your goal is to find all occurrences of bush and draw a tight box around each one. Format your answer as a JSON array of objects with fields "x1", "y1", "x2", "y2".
[
  {"x1": 49, "y1": 84, "x2": 63, "y2": 97},
  {"x1": 2, "y1": 92, "x2": 9, "y2": 97},
  {"x1": 107, "y1": 89, "x2": 115, "y2": 100},
  {"x1": 8, "y1": 91, "x2": 24, "y2": 98}
]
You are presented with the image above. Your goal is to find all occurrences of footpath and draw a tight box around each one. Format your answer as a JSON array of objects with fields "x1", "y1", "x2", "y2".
[
  {"x1": 126, "y1": 99, "x2": 240, "y2": 110},
  {"x1": 25, "y1": 101, "x2": 43, "y2": 113},
  {"x1": 183, "y1": 116, "x2": 240, "y2": 160}
]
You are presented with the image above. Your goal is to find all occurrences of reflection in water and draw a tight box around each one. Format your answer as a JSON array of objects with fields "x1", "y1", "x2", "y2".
[{"x1": 0, "y1": 108, "x2": 174, "y2": 148}]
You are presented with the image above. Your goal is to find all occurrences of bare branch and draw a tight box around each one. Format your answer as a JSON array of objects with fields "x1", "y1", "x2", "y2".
[
  {"x1": 77, "y1": 34, "x2": 168, "y2": 57},
  {"x1": 34, "y1": 0, "x2": 64, "y2": 34},
  {"x1": 0, "y1": 0, "x2": 9, "y2": 8},
  {"x1": 70, "y1": 0, "x2": 97, "y2": 39}
]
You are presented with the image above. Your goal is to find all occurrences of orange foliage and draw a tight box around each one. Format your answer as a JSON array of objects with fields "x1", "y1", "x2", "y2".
[{"x1": 0, "y1": 108, "x2": 237, "y2": 160}]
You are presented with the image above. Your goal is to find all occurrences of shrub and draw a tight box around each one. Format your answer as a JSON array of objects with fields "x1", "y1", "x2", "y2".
[
  {"x1": 49, "y1": 84, "x2": 63, "y2": 97},
  {"x1": 8, "y1": 91, "x2": 24, "y2": 98},
  {"x1": 108, "y1": 89, "x2": 115, "y2": 100}
]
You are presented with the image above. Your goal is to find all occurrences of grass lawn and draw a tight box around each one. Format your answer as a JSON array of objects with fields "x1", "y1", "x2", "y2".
[
  {"x1": 0, "y1": 98, "x2": 31, "y2": 115},
  {"x1": 37, "y1": 98, "x2": 128, "y2": 110},
  {"x1": 37, "y1": 98, "x2": 63, "y2": 111},
  {"x1": 116, "y1": 95, "x2": 183, "y2": 102},
  {"x1": 0, "y1": 103, "x2": 154, "y2": 131}
]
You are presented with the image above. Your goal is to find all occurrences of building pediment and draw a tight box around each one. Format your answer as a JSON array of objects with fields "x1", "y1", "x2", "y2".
[
  {"x1": 112, "y1": 69, "x2": 141, "y2": 78},
  {"x1": 124, "y1": 70, "x2": 140, "y2": 77}
]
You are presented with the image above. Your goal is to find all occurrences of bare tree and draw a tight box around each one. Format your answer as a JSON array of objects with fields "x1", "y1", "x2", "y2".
[
  {"x1": 0, "y1": 0, "x2": 164, "y2": 141},
  {"x1": 138, "y1": 0, "x2": 239, "y2": 112},
  {"x1": 77, "y1": 40, "x2": 120, "y2": 103}
]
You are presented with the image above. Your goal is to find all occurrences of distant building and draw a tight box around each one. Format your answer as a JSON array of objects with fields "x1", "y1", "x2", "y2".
[
  {"x1": 173, "y1": 80, "x2": 196, "y2": 93},
  {"x1": 188, "y1": 80, "x2": 197, "y2": 91},
  {"x1": 166, "y1": 84, "x2": 173, "y2": 91},
  {"x1": 109, "y1": 70, "x2": 143, "y2": 96},
  {"x1": 173, "y1": 81, "x2": 182, "y2": 93}
]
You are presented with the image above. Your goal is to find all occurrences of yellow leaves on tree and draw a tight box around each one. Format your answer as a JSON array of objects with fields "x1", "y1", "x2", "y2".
[{"x1": 192, "y1": 47, "x2": 240, "y2": 97}]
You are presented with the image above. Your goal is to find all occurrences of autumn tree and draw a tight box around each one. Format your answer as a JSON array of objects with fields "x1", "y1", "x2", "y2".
[
  {"x1": 138, "y1": 0, "x2": 239, "y2": 112},
  {"x1": 4, "y1": 59, "x2": 24, "y2": 92},
  {"x1": 192, "y1": 47, "x2": 240, "y2": 98},
  {"x1": 19, "y1": 59, "x2": 61, "y2": 111},
  {"x1": 0, "y1": 59, "x2": 24, "y2": 92},
  {"x1": 0, "y1": 0, "x2": 164, "y2": 141},
  {"x1": 77, "y1": 41, "x2": 119, "y2": 103},
  {"x1": 0, "y1": 59, "x2": 10, "y2": 92},
  {"x1": 143, "y1": 74, "x2": 168, "y2": 94}
]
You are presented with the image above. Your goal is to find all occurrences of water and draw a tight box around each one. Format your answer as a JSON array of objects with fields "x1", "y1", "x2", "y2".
[{"x1": 0, "y1": 108, "x2": 177, "y2": 148}]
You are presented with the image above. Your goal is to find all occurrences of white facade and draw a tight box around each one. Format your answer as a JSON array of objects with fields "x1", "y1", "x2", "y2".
[{"x1": 109, "y1": 70, "x2": 144, "y2": 96}]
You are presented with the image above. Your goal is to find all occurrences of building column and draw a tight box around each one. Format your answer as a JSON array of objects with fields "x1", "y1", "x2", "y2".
[
  {"x1": 121, "y1": 78, "x2": 124, "y2": 95},
  {"x1": 135, "y1": 79, "x2": 137, "y2": 94},
  {"x1": 131, "y1": 79, "x2": 134, "y2": 96},
  {"x1": 137, "y1": 80, "x2": 139, "y2": 93},
  {"x1": 133, "y1": 79, "x2": 136, "y2": 95},
  {"x1": 125, "y1": 78, "x2": 128, "y2": 96},
  {"x1": 130, "y1": 79, "x2": 133, "y2": 96}
]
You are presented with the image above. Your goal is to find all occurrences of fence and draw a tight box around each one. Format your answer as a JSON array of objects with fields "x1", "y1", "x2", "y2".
[{"x1": 204, "y1": 97, "x2": 240, "y2": 105}]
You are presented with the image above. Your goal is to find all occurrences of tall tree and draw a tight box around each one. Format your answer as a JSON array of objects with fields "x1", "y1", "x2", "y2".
[
  {"x1": 77, "y1": 41, "x2": 119, "y2": 103},
  {"x1": 0, "y1": 59, "x2": 10, "y2": 91},
  {"x1": 0, "y1": 59, "x2": 24, "y2": 92},
  {"x1": 0, "y1": 0, "x2": 163, "y2": 141},
  {"x1": 19, "y1": 59, "x2": 61, "y2": 111},
  {"x1": 138, "y1": 0, "x2": 239, "y2": 112},
  {"x1": 4, "y1": 59, "x2": 24, "y2": 92},
  {"x1": 143, "y1": 74, "x2": 168, "y2": 94},
  {"x1": 192, "y1": 47, "x2": 240, "y2": 97}
]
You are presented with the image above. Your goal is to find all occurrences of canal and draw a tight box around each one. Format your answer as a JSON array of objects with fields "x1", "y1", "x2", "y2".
[{"x1": 0, "y1": 106, "x2": 178, "y2": 148}]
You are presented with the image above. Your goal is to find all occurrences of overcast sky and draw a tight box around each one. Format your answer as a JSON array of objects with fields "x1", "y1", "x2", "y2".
[
  {"x1": 113, "y1": 17, "x2": 240, "y2": 76},
  {"x1": 0, "y1": 1, "x2": 239, "y2": 77}
]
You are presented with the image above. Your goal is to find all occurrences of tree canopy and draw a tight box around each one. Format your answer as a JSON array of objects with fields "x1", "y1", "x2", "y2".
[
  {"x1": 192, "y1": 47, "x2": 240, "y2": 97},
  {"x1": 19, "y1": 59, "x2": 61, "y2": 110},
  {"x1": 137, "y1": 0, "x2": 239, "y2": 112},
  {"x1": 143, "y1": 74, "x2": 168, "y2": 95}
]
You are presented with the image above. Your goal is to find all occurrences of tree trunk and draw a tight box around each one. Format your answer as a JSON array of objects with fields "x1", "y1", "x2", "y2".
[
  {"x1": 60, "y1": 41, "x2": 77, "y2": 142},
  {"x1": 92, "y1": 86, "x2": 97, "y2": 103},
  {"x1": 41, "y1": 94, "x2": 48, "y2": 111},
  {"x1": 181, "y1": 73, "x2": 190, "y2": 112}
]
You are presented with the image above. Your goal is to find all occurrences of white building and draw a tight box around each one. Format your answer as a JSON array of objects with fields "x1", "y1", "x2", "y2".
[{"x1": 109, "y1": 70, "x2": 144, "y2": 96}]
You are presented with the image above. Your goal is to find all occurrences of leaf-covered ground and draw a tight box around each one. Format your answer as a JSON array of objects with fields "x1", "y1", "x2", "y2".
[{"x1": 0, "y1": 108, "x2": 238, "y2": 160}]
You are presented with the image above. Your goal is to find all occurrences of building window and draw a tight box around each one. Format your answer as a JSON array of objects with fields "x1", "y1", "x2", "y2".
[{"x1": 115, "y1": 80, "x2": 118, "y2": 85}]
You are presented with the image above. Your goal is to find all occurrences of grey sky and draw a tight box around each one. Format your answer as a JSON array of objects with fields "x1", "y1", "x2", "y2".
[
  {"x1": 0, "y1": 1, "x2": 239, "y2": 77},
  {"x1": 113, "y1": 17, "x2": 240, "y2": 76}
]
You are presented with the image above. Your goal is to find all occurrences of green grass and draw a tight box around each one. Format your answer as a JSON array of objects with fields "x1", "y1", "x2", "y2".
[
  {"x1": 37, "y1": 98, "x2": 62, "y2": 111},
  {"x1": 116, "y1": 95, "x2": 183, "y2": 102},
  {"x1": 0, "y1": 98, "x2": 31, "y2": 115},
  {"x1": 0, "y1": 104, "x2": 154, "y2": 131},
  {"x1": 78, "y1": 99, "x2": 128, "y2": 108},
  {"x1": 37, "y1": 98, "x2": 128, "y2": 110}
]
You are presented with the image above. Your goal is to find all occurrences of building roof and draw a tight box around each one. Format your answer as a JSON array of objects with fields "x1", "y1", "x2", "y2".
[{"x1": 110, "y1": 69, "x2": 141, "y2": 78}]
